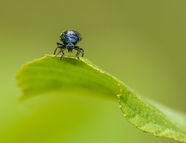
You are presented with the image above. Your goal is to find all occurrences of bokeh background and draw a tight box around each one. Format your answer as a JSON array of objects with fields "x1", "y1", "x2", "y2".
[{"x1": 0, "y1": 0, "x2": 186, "y2": 143}]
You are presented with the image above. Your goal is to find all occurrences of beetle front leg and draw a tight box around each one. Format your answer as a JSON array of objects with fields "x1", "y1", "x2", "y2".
[
  {"x1": 54, "y1": 42, "x2": 62, "y2": 55},
  {"x1": 74, "y1": 46, "x2": 84, "y2": 60},
  {"x1": 80, "y1": 48, "x2": 84, "y2": 57},
  {"x1": 59, "y1": 49, "x2": 65, "y2": 60},
  {"x1": 54, "y1": 42, "x2": 66, "y2": 59}
]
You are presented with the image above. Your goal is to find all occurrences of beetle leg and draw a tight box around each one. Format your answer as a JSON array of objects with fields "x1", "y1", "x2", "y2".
[
  {"x1": 54, "y1": 42, "x2": 62, "y2": 55},
  {"x1": 54, "y1": 42, "x2": 66, "y2": 59},
  {"x1": 55, "y1": 49, "x2": 62, "y2": 56},
  {"x1": 80, "y1": 48, "x2": 84, "y2": 57},
  {"x1": 75, "y1": 50, "x2": 80, "y2": 60},
  {"x1": 53, "y1": 47, "x2": 58, "y2": 55},
  {"x1": 74, "y1": 46, "x2": 84, "y2": 60},
  {"x1": 60, "y1": 49, "x2": 65, "y2": 60}
]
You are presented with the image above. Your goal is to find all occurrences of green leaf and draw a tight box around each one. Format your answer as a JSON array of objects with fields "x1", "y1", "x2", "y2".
[
  {"x1": 16, "y1": 55, "x2": 186, "y2": 142},
  {"x1": 16, "y1": 55, "x2": 120, "y2": 100},
  {"x1": 119, "y1": 86, "x2": 186, "y2": 142}
]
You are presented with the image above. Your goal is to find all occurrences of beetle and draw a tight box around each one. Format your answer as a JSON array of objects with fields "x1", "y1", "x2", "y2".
[{"x1": 53, "y1": 29, "x2": 84, "y2": 60}]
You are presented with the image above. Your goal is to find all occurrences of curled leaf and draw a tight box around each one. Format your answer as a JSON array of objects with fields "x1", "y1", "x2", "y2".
[{"x1": 16, "y1": 55, "x2": 186, "y2": 142}]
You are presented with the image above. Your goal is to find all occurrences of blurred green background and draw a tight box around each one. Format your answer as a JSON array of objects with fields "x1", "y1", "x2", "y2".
[{"x1": 0, "y1": 0, "x2": 186, "y2": 143}]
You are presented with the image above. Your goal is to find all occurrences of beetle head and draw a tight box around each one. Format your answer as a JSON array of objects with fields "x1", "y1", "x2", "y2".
[{"x1": 66, "y1": 43, "x2": 74, "y2": 52}]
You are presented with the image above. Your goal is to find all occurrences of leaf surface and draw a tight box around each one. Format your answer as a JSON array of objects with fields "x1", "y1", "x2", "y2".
[{"x1": 16, "y1": 55, "x2": 186, "y2": 142}]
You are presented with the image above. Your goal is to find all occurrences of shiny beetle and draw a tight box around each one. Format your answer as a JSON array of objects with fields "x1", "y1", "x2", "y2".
[{"x1": 53, "y1": 29, "x2": 84, "y2": 60}]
